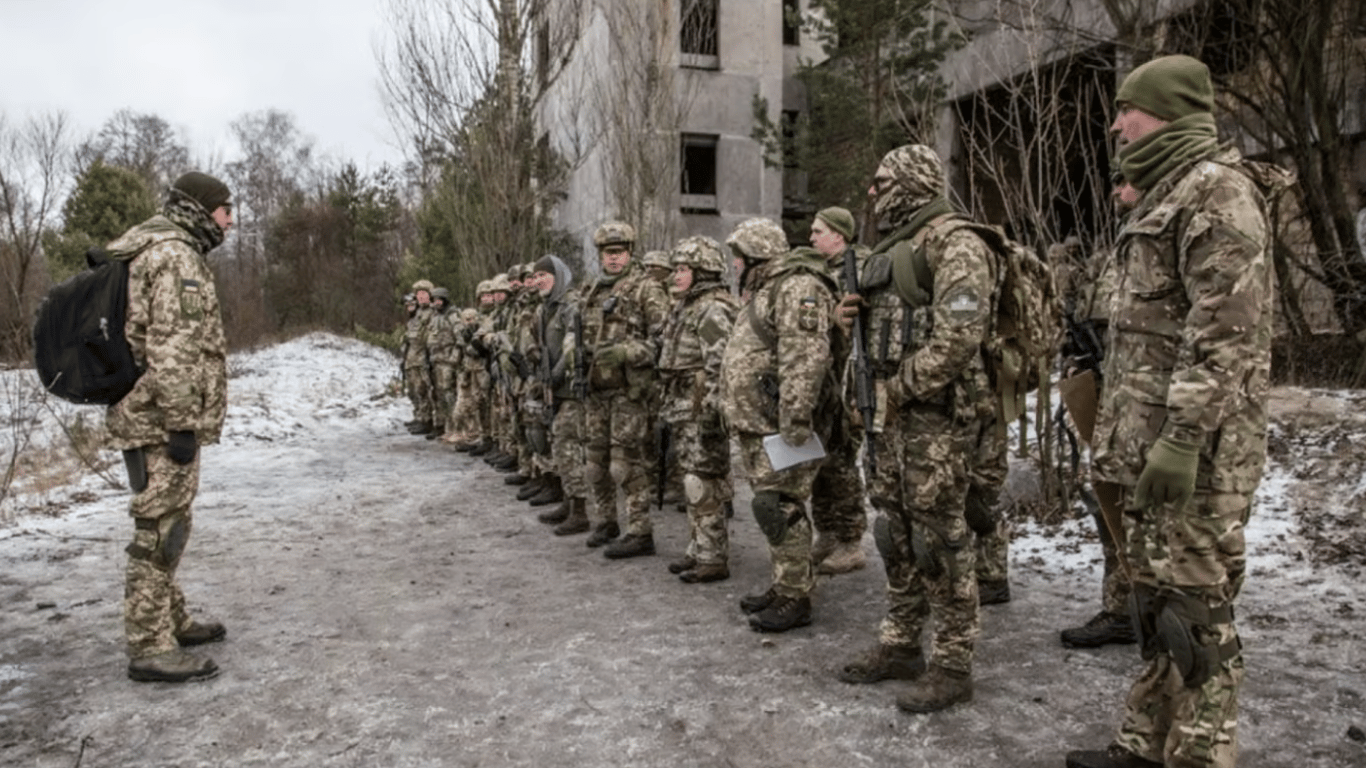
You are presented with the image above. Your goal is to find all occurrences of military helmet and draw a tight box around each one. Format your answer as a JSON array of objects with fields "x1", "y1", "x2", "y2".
[
  {"x1": 671, "y1": 235, "x2": 726, "y2": 274},
  {"x1": 411, "y1": 278, "x2": 435, "y2": 294},
  {"x1": 640, "y1": 250, "x2": 672, "y2": 270},
  {"x1": 488, "y1": 274, "x2": 512, "y2": 293},
  {"x1": 593, "y1": 220, "x2": 636, "y2": 249},
  {"x1": 476, "y1": 280, "x2": 494, "y2": 296},
  {"x1": 460, "y1": 308, "x2": 479, "y2": 322},
  {"x1": 726, "y1": 218, "x2": 788, "y2": 262},
  {"x1": 431, "y1": 287, "x2": 450, "y2": 302}
]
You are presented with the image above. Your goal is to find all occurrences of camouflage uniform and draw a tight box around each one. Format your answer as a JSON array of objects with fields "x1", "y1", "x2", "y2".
[
  {"x1": 451, "y1": 301, "x2": 491, "y2": 445},
  {"x1": 853, "y1": 145, "x2": 1001, "y2": 683},
  {"x1": 1091, "y1": 149, "x2": 1276, "y2": 768},
  {"x1": 403, "y1": 280, "x2": 436, "y2": 426},
  {"x1": 507, "y1": 269, "x2": 545, "y2": 474},
  {"x1": 722, "y1": 220, "x2": 840, "y2": 609},
  {"x1": 535, "y1": 257, "x2": 586, "y2": 507},
  {"x1": 427, "y1": 291, "x2": 459, "y2": 436},
  {"x1": 580, "y1": 226, "x2": 671, "y2": 546},
  {"x1": 480, "y1": 275, "x2": 518, "y2": 456},
  {"x1": 104, "y1": 188, "x2": 228, "y2": 665},
  {"x1": 657, "y1": 237, "x2": 738, "y2": 570}
]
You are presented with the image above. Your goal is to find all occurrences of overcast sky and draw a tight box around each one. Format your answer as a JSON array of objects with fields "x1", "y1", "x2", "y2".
[{"x1": 0, "y1": 0, "x2": 405, "y2": 173}]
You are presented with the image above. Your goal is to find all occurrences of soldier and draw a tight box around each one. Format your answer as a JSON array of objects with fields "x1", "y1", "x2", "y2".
[
  {"x1": 528, "y1": 254, "x2": 593, "y2": 535},
  {"x1": 639, "y1": 247, "x2": 684, "y2": 509},
  {"x1": 579, "y1": 221, "x2": 672, "y2": 558},
  {"x1": 722, "y1": 218, "x2": 841, "y2": 632},
  {"x1": 832, "y1": 145, "x2": 1004, "y2": 713},
  {"x1": 400, "y1": 293, "x2": 421, "y2": 431},
  {"x1": 640, "y1": 249, "x2": 674, "y2": 289},
  {"x1": 657, "y1": 236, "x2": 739, "y2": 583},
  {"x1": 481, "y1": 273, "x2": 520, "y2": 470},
  {"x1": 453, "y1": 282, "x2": 498, "y2": 455},
  {"x1": 1067, "y1": 55, "x2": 1279, "y2": 768},
  {"x1": 427, "y1": 287, "x2": 458, "y2": 441},
  {"x1": 104, "y1": 172, "x2": 233, "y2": 682},
  {"x1": 403, "y1": 279, "x2": 437, "y2": 435},
  {"x1": 807, "y1": 206, "x2": 870, "y2": 576}
]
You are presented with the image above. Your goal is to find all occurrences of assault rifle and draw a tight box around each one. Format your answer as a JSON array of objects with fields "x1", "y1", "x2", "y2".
[
  {"x1": 841, "y1": 246, "x2": 877, "y2": 477},
  {"x1": 1061, "y1": 298, "x2": 1105, "y2": 382},
  {"x1": 572, "y1": 307, "x2": 589, "y2": 400}
]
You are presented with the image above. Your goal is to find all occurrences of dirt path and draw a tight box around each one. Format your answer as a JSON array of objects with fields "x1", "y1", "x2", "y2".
[{"x1": 1, "y1": 378, "x2": 1363, "y2": 767}]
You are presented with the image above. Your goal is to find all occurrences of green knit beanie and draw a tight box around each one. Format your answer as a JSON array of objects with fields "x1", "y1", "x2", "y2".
[
  {"x1": 172, "y1": 171, "x2": 232, "y2": 213},
  {"x1": 1116, "y1": 55, "x2": 1214, "y2": 121},
  {"x1": 815, "y1": 206, "x2": 856, "y2": 242}
]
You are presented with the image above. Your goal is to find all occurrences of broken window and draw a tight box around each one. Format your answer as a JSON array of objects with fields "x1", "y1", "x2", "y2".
[
  {"x1": 783, "y1": 0, "x2": 800, "y2": 46},
  {"x1": 681, "y1": 0, "x2": 719, "y2": 68},
  {"x1": 681, "y1": 133, "x2": 719, "y2": 213}
]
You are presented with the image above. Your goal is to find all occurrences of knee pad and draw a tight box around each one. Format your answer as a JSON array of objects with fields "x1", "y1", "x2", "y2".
[
  {"x1": 964, "y1": 489, "x2": 998, "y2": 536},
  {"x1": 751, "y1": 491, "x2": 789, "y2": 546},
  {"x1": 910, "y1": 521, "x2": 965, "y2": 579},
  {"x1": 584, "y1": 459, "x2": 608, "y2": 486},
  {"x1": 126, "y1": 514, "x2": 190, "y2": 570},
  {"x1": 872, "y1": 514, "x2": 895, "y2": 562},
  {"x1": 1127, "y1": 583, "x2": 1162, "y2": 661},
  {"x1": 683, "y1": 474, "x2": 710, "y2": 505},
  {"x1": 1156, "y1": 593, "x2": 1239, "y2": 689},
  {"x1": 609, "y1": 456, "x2": 631, "y2": 487}
]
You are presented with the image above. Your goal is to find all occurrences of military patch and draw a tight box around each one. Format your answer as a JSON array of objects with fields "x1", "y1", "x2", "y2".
[
  {"x1": 798, "y1": 296, "x2": 821, "y2": 331},
  {"x1": 180, "y1": 278, "x2": 204, "y2": 320},
  {"x1": 946, "y1": 290, "x2": 979, "y2": 318},
  {"x1": 181, "y1": 279, "x2": 200, "y2": 293}
]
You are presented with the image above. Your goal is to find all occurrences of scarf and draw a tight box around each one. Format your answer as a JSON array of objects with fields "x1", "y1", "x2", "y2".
[{"x1": 1119, "y1": 113, "x2": 1219, "y2": 192}]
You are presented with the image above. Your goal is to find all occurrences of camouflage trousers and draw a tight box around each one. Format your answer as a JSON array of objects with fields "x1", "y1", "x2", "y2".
[
  {"x1": 866, "y1": 406, "x2": 981, "y2": 674},
  {"x1": 1114, "y1": 487, "x2": 1249, "y2": 768},
  {"x1": 404, "y1": 364, "x2": 434, "y2": 422},
  {"x1": 124, "y1": 445, "x2": 201, "y2": 659},
  {"x1": 432, "y1": 363, "x2": 456, "y2": 431},
  {"x1": 1093, "y1": 498, "x2": 1133, "y2": 615},
  {"x1": 736, "y1": 432, "x2": 822, "y2": 599},
  {"x1": 810, "y1": 415, "x2": 867, "y2": 546},
  {"x1": 970, "y1": 418, "x2": 1010, "y2": 584},
  {"x1": 551, "y1": 399, "x2": 587, "y2": 500},
  {"x1": 491, "y1": 389, "x2": 516, "y2": 453},
  {"x1": 583, "y1": 390, "x2": 653, "y2": 536},
  {"x1": 670, "y1": 413, "x2": 733, "y2": 566},
  {"x1": 449, "y1": 368, "x2": 486, "y2": 440}
]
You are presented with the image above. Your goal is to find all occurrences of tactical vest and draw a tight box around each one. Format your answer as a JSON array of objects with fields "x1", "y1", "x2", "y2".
[{"x1": 859, "y1": 220, "x2": 945, "y2": 379}]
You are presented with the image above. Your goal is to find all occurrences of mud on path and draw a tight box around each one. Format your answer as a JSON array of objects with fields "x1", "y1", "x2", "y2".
[{"x1": 1, "y1": 382, "x2": 1364, "y2": 767}]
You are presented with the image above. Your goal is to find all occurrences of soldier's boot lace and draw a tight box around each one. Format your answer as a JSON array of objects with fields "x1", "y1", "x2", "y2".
[
  {"x1": 175, "y1": 621, "x2": 226, "y2": 647},
  {"x1": 739, "y1": 587, "x2": 777, "y2": 615},
  {"x1": 748, "y1": 594, "x2": 812, "y2": 633}
]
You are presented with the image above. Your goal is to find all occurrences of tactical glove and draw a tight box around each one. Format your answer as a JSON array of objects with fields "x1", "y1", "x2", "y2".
[
  {"x1": 780, "y1": 416, "x2": 813, "y2": 448},
  {"x1": 833, "y1": 294, "x2": 863, "y2": 333},
  {"x1": 1133, "y1": 436, "x2": 1199, "y2": 509},
  {"x1": 166, "y1": 430, "x2": 198, "y2": 465}
]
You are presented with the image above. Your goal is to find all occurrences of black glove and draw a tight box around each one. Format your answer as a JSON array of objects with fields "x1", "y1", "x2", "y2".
[{"x1": 167, "y1": 430, "x2": 198, "y2": 465}]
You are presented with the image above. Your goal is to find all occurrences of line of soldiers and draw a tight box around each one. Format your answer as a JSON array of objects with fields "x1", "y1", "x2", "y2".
[
  {"x1": 394, "y1": 144, "x2": 1016, "y2": 717},
  {"x1": 394, "y1": 55, "x2": 1278, "y2": 767}
]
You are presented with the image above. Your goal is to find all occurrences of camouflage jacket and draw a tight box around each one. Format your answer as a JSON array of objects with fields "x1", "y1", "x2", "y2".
[
  {"x1": 536, "y1": 258, "x2": 582, "y2": 402},
  {"x1": 427, "y1": 307, "x2": 461, "y2": 367},
  {"x1": 1092, "y1": 145, "x2": 1275, "y2": 493},
  {"x1": 859, "y1": 214, "x2": 997, "y2": 425},
  {"x1": 722, "y1": 249, "x2": 839, "y2": 437},
  {"x1": 403, "y1": 305, "x2": 433, "y2": 369},
  {"x1": 104, "y1": 204, "x2": 227, "y2": 448},
  {"x1": 657, "y1": 279, "x2": 738, "y2": 425},
  {"x1": 579, "y1": 261, "x2": 670, "y2": 395}
]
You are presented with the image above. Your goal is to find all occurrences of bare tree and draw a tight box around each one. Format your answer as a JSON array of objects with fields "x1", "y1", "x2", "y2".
[
  {"x1": 75, "y1": 109, "x2": 191, "y2": 194},
  {"x1": 0, "y1": 111, "x2": 71, "y2": 362}
]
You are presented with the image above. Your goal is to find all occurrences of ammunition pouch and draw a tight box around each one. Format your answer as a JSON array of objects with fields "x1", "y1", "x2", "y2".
[
  {"x1": 126, "y1": 513, "x2": 190, "y2": 570},
  {"x1": 1128, "y1": 582, "x2": 1163, "y2": 661},
  {"x1": 123, "y1": 448, "x2": 148, "y2": 494}
]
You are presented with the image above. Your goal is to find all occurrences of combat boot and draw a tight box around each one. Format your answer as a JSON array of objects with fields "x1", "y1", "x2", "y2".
[
  {"x1": 408, "y1": 420, "x2": 434, "y2": 435},
  {"x1": 585, "y1": 520, "x2": 620, "y2": 548},
  {"x1": 538, "y1": 499, "x2": 571, "y2": 525},
  {"x1": 748, "y1": 594, "x2": 811, "y2": 633},
  {"x1": 127, "y1": 649, "x2": 219, "y2": 683},
  {"x1": 516, "y1": 478, "x2": 546, "y2": 500},
  {"x1": 425, "y1": 426, "x2": 443, "y2": 440},
  {"x1": 505, "y1": 472, "x2": 531, "y2": 487},
  {"x1": 1064, "y1": 744, "x2": 1162, "y2": 768},
  {"x1": 493, "y1": 454, "x2": 521, "y2": 472},
  {"x1": 603, "y1": 533, "x2": 655, "y2": 559},
  {"x1": 553, "y1": 499, "x2": 590, "y2": 535},
  {"x1": 482, "y1": 449, "x2": 507, "y2": 465},
  {"x1": 1061, "y1": 611, "x2": 1136, "y2": 648},
  {"x1": 809, "y1": 533, "x2": 837, "y2": 567},
  {"x1": 678, "y1": 563, "x2": 729, "y2": 583},
  {"x1": 175, "y1": 621, "x2": 226, "y2": 647},
  {"x1": 667, "y1": 556, "x2": 697, "y2": 575},
  {"x1": 837, "y1": 643, "x2": 926, "y2": 684},
  {"x1": 817, "y1": 541, "x2": 867, "y2": 575},
  {"x1": 467, "y1": 438, "x2": 494, "y2": 457},
  {"x1": 978, "y1": 579, "x2": 1012, "y2": 606},
  {"x1": 895, "y1": 664, "x2": 973, "y2": 713},
  {"x1": 739, "y1": 587, "x2": 777, "y2": 615},
  {"x1": 528, "y1": 476, "x2": 564, "y2": 506}
]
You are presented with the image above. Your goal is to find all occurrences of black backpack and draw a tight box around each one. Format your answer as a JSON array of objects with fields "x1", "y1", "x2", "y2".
[{"x1": 32, "y1": 248, "x2": 142, "y2": 405}]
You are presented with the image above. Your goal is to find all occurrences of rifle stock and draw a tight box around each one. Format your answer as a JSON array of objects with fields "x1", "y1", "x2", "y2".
[{"x1": 842, "y1": 246, "x2": 878, "y2": 477}]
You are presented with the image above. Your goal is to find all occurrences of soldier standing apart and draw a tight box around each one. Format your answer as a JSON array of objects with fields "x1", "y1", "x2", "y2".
[
  {"x1": 579, "y1": 221, "x2": 671, "y2": 558},
  {"x1": 722, "y1": 218, "x2": 841, "y2": 633},
  {"x1": 807, "y1": 206, "x2": 870, "y2": 576},
  {"x1": 1067, "y1": 55, "x2": 1276, "y2": 768},
  {"x1": 403, "y1": 279, "x2": 437, "y2": 436},
  {"x1": 833, "y1": 145, "x2": 1002, "y2": 713},
  {"x1": 657, "y1": 236, "x2": 739, "y2": 583},
  {"x1": 105, "y1": 172, "x2": 233, "y2": 683}
]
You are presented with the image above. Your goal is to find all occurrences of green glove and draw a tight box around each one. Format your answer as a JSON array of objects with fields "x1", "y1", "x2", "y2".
[
  {"x1": 780, "y1": 416, "x2": 812, "y2": 448},
  {"x1": 596, "y1": 346, "x2": 628, "y2": 368},
  {"x1": 1133, "y1": 436, "x2": 1199, "y2": 509}
]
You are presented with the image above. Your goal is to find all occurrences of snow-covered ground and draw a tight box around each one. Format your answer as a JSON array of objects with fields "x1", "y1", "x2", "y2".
[{"x1": 0, "y1": 332, "x2": 1362, "y2": 767}]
